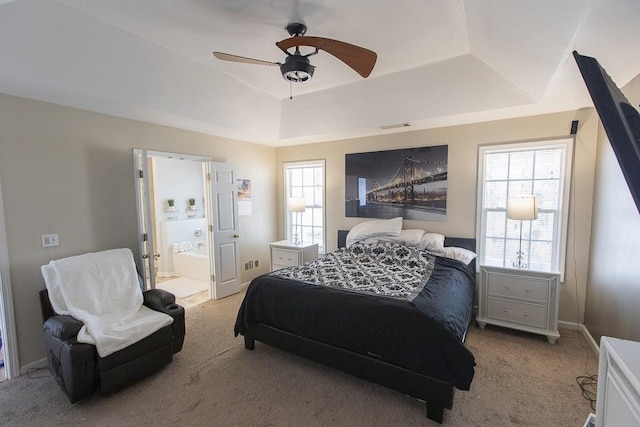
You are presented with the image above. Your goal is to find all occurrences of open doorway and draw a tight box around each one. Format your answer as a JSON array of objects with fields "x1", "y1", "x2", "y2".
[
  {"x1": 134, "y1": 149, "x2": 242, "y2": 304},
  {"x1": 146, "y1": 154, "x2": 211, "y2": 309}
]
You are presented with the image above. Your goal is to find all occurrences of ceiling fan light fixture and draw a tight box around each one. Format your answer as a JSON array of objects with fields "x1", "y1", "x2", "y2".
[
  {"x1": 213, "y1": 21, "x2": 375, "y2": 85},
  {"x1": 280, "y1": 54, "x2": 315, "y2": 82}
]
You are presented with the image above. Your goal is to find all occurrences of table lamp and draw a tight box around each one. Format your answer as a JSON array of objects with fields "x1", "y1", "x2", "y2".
[{"x1": 507, "y1": 196, "x2": 538, "y2": 269}]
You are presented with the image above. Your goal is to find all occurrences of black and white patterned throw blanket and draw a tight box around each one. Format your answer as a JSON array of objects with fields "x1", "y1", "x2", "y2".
[{"x1": 271, "y1": 242, "x2": 436, "y2": 301}]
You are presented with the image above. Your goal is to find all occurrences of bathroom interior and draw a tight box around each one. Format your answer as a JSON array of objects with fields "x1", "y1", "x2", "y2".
[{"x1": 149, "y1": 155, "x2": 211, "y2": 308}]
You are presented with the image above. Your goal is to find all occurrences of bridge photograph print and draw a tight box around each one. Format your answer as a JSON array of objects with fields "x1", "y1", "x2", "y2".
[{"x1": 345, "y1": 145, "x2": 448, "y2": 221}]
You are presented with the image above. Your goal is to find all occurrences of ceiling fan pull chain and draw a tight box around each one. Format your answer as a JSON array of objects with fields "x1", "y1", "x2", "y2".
[{"x1": 290, "y1": 80, "x2": 293, "y2": 100}]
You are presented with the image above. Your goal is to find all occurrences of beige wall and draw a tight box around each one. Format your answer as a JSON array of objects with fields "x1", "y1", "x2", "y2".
[
  {"x1": 584, "y1": 74, "x2": 640, "y2": 343},
  {"x1": 0, "y1": 89, "x2": 609, "y2": 370},
  {"x1": 0, "y1": 93, "x2": 277, "y2": 369},
  {"x1": 276, "y1": 109, "x2": 599, "y2": 325}
]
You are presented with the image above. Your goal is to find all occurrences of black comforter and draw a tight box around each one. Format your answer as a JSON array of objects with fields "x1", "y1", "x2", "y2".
[{"x1": 234, "y1": 254, "x2": 476, "y2": 390}]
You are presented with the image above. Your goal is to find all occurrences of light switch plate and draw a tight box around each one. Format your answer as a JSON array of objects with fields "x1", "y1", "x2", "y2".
[{"x1": 41, "y1": 233, "x2": 59, "y2": 248}]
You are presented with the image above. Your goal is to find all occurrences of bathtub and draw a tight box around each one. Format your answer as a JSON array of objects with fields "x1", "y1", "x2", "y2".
[{"x1": 173, "y1": 243, "x2": 211, "y2": 282}]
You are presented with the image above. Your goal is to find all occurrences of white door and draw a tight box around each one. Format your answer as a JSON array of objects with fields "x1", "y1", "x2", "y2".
[
  {"x1": 207, "y1": 162, "x2": 241, "y2": 299},
  {"x1": 133, "y1": 149, "x2": 157, "y2": 290}
]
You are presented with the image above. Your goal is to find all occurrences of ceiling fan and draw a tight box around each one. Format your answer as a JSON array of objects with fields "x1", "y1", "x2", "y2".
[{"x1": 213, "y1": 22, "x2": 377, "y2": 83}]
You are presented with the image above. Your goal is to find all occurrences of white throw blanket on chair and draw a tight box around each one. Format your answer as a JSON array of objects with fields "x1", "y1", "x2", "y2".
[{"x1": 41, "y1": 248, "x2": 173, "y2": 358}]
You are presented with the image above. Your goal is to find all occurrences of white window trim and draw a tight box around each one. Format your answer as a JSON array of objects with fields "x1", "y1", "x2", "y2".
[
  {"x1": 283, "y1": 159, "x2": 326, "y2": 253},
  {"x1": 475, "y1": 137, "x2": 574, "y2": 281}
]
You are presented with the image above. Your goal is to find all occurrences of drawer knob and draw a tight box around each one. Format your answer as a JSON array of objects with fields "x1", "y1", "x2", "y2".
[
  {"x1": 503, "y1": 309, "x2": 508, "y2": 313},
  {"x1": 525, "y1": 289, "x2": 530, "y2": 293}
]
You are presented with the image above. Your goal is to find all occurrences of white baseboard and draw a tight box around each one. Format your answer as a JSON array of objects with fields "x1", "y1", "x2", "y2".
[
  {"x1": 579, "y1": 323, "x2": 600, "y2": 357},
  {"x1": 558, "y1": 320, "x2": 600, "y2": 357},
  {"x1": 20, "y1": 357, "x2": 48, "y2": 376},
  {"x1": 558, "y1": 320, "x2": 581, "y2": 331}
]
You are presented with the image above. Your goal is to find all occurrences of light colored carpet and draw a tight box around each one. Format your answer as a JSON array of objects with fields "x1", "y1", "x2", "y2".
[
  {"x1": 0, "y1": 291, "x2": 597, "y2": 426},
  {"x1": 157, "y1": 277, "x2": 208, "y2": 298}
]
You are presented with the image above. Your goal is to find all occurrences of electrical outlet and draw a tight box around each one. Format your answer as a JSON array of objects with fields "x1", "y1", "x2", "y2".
[
  {"x1": 249, "y1": 260, "x2": 254, "y2": 268},
  {"x1": 41, "y1": 233, "x2": 59, "y2": 248},
  {"x1": 255, "y1": 259, "x2": 259, "y2": 267},
  {"x1": 244, "y1": 262, "x2": 249, "y2": 270}
]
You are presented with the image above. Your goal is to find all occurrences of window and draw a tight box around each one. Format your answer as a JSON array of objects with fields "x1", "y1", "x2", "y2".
[
  {"x1": 477, "y1": 138, "x2": 573, "y2": 276},
  {"x1": 284, "y1": 160, "x2": 325, "y2": 253}
]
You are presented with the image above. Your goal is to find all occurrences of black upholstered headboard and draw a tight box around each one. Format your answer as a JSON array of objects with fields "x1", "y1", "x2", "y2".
[
  {"x1": 337, "y1": 230, "x2": 349, "y2": 249},
  {"x1": 337, "y1": 230, "x2": 476, "y2": 253}
]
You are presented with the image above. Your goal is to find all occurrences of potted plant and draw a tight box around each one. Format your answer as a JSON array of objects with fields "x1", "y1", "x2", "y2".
[
  {"x1": 167, "y1": 199, "x2": 175, "y2": 211},
  {"x1": 188, "y1": 198, "x2": 196, "y2": 210}
]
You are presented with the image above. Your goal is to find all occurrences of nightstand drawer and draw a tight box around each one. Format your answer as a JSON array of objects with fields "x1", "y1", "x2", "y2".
[
  {"x1": 487, "y1": 298, "x2": 547, "y2": 329},
  {"x1": 271, "y1": 248, "x2": 300, "y2": 267},
  {"x1": 487, "y1": 274, "x2": 548, "y2": 303},
  {"x1": 269, "y1": 240, "x2": 319, "y2": 272}
]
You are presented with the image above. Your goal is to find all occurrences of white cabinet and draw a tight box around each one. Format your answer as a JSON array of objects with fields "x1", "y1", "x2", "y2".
[
  {"x1": 596, "y1": 337, "x2": 640, "y2": 427},
  {"x1": 270, "y1": 240, "x2": 318, "y2": 271},
  {"x1": 476, "y1": 265, "x2": 560, "y2": 344}
]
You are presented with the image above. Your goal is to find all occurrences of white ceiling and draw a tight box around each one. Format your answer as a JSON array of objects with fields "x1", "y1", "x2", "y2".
[{"x1": 1, "y1": 0, "x2": 639, "y2": 146}]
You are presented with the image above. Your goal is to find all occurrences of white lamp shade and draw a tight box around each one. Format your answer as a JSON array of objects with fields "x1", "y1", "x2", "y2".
[
  {"x1": 507, "y1": 196, "x2": 538, "y2": 220},
  {"x1": 287, "y1": 197, "x2": 306, "y2": 213}
]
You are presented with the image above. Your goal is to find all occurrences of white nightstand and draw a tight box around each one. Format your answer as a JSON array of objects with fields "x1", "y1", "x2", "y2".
[
  {"x1": 476, "y1": 265, "x2": 560, "y2": 344},
  {"x1": 270, "y1": 240, "x2": 319, "y2": 271},
  {"x1": 596, "y1": 337, "x2": 640, "y2": 427}
]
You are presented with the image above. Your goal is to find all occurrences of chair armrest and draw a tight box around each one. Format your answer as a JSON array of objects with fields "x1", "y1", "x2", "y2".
[
  {"x1": 143, "y1": 289, "x2": 185, "y2": 354},
  {"x1": 43, "y1": 316, "x2": 96, "y2": 403},
  {"x1": 143, "y1": 288, "x2": 178, "y2": 312},
  {"x1": 44, "y1": 315, "x2": 84, "y2": 341}
]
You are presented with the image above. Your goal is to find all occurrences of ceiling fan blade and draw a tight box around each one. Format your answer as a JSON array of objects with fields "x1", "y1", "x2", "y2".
[
  {"x1": 213, "y1": 52, "x2": 281, "y2": 67},
  {"x1": 276, "y1": 36, "x2": 377, "y2": 78}
]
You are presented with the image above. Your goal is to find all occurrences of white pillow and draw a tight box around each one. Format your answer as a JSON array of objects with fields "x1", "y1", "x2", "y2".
[
  {"x1": 398, "y1": 229, "x2": 426, "y2": 246},
  {"x1": 417, "y1": 233, "x2": 445, "y2": 252},
  {"x1": 345, "y1": 217, "x2": 403, "y2": 247},
  {"x1": 375, "y1": 229, "x2": 426, "y2": 247},
  {"x1": 441, "y1": 246, "x2": 477, "y2": 265}
]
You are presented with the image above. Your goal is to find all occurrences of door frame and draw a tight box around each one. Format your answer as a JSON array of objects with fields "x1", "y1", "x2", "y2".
[
  {"x1": 133, "y1": 149, "x2": 230, "y2": 300},
  {"x1": 133, "y1": 149, "x2": 157, "y2": 289},
  {"x1": 0, "y1": 176, "x2": 19, "y2": 379}
]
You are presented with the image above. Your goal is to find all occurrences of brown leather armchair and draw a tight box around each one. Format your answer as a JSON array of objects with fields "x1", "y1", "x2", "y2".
[{"x1": 39, "y1": 288, "x2": 185, "y2": 402}]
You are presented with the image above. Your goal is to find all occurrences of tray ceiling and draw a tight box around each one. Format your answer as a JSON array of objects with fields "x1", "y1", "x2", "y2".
[{"x1": 1, "y1": 0, "x2": 639, "y2": 145}]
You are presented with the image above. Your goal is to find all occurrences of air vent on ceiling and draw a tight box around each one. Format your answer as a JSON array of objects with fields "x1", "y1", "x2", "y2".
[{"x1": 379, "y1": 122, "x2": 411, "y2": 130}]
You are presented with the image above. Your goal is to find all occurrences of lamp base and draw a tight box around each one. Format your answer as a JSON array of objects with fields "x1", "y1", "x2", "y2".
[{"x1": 512, "y1": 251, "x2": 527, "y2": 269}]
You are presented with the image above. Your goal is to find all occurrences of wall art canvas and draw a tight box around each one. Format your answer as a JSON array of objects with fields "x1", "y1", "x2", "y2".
[
  {"x1": 237, "y1": 179, "x2": 251, "y2": 200},
  {"x1": 237, "y1": 179, "x2": 251, "y2": 216},
  {"x1": 345, "y1": 145, "x2": 448, "y2": 221}
]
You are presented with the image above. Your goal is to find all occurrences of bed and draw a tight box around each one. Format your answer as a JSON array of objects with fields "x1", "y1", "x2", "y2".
[{"x1": 234, "y1": 222, "x2": 476, "y2": 423}]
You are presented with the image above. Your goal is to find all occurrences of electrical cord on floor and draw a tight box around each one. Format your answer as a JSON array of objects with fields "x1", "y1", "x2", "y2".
[
  {"x1": 26, "y1": 366, "x2": 51, "y2": 379},
  {"x1": 576, "y1": 374, "x2": 598, "y2": 411},
  {"x1": 570, "y1": 130, "x2": 598, "y2": 411}
]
